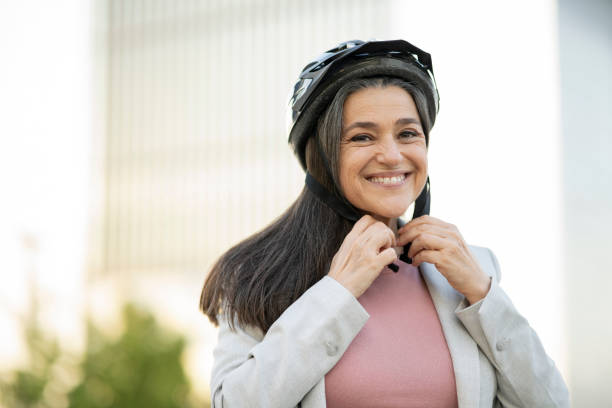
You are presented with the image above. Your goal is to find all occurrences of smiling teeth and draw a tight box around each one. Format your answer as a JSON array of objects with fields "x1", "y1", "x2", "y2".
[{"x1": 369, "y1": 175, "x2": 406, "y2": 185}]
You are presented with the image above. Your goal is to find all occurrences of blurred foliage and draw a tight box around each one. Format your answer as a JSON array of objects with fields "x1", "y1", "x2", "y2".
[
  {"x1": 0, "y1": 324, "x2": 63, "y2": 408},
  {"x1": 0, "y1": 304, "x2": 208, "y2": 408},
  {"x1": 68, "y1": 304, "x2": 203, "y2": 408}
]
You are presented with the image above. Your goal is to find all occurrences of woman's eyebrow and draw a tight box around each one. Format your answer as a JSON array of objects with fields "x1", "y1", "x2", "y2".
[
  {"x1": 343, "y1": 117, "x2": 421, "y2": 133},
  {"x1": 395, "y1": 117, "x2": 421, "y2": 127},
  {"x1": 343, "y1": 121, "x2": 378, "y2": 133}
]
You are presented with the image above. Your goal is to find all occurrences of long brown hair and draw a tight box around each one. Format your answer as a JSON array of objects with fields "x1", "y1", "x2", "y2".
[{"x1": 200, "y1": 77, "x2": 432, "y2": 333}]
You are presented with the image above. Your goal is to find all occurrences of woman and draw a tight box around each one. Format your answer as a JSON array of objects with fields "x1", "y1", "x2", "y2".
[{"x1": 200, "y1": 40, "x2": 569, "y2": 407}]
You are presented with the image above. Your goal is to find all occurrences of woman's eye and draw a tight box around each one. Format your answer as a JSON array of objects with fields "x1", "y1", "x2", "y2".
[
  {"x1": 399, "y1": 130, "x2": 419, "y2": 139},
  {"x1": 350, "y1": 134, "x2": 372, "y2": 142}
]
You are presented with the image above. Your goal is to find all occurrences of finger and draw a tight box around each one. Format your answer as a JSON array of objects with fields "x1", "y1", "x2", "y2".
[
  {"x1": 397, "y1": 224, "x2": 451, "y2": 247},
  {"x1": 350, "y1": 214, "x2": 378, "y2": 236},
  {"x1": 407, "y1": 233, "x2": 451, "y2": 259},
  {"x1": 398, "y1": 214, "x2": 435, "y2": 231},
  {"x1": 364, "y1": 222, "x2": 396, "y2": 250},
  {"x1": 343, "y1": 215, "x2": 378, "y2": 247},
  {"x1": 398, "y1": 216, "x2": 455, "y2": 236},
  {"x1": 399, "y1": 216, "x2": 463, "y2": 242},
  {"x1": 397, "y1": 224, "x2": 449, "y2": 246},
  {"x1": 411, "y1": 249, "x2": 438, "y2": 267},
  {"x1": 377, "y1": 247, "x2": 398, "y2": 266},
  {"x1": 398, "y1": 215, "x2": 452, "y2": 234}
]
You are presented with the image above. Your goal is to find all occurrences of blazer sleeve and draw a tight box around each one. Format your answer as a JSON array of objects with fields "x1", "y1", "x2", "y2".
[
  {"x1": 455, "y1": 248, "x2": 570, "y2": 408},
  {"x1": 209, "y1": 276, "x2": 369, "y2": 408}
]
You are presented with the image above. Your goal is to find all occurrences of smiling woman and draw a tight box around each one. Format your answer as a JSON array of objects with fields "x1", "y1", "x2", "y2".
[{"x1": 199, "y1": 40, "x2": 569, "y2": 407}]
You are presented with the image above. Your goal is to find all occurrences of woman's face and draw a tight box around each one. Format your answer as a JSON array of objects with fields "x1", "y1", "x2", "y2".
[{"x1": 339, "y1": 85, "x2": 428, "y2": 224}]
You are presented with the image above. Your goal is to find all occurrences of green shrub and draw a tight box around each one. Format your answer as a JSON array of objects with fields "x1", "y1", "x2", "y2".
[{"x1": 1, "y1": 304, "x2": 208, "y2": 408}]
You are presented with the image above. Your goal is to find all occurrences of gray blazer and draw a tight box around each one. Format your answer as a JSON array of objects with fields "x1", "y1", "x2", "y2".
[{"x1": 209, "y1": 246, "x2": 569, "y2": 407}]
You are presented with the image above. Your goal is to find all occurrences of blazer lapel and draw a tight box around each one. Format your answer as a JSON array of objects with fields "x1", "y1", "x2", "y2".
[{"x1": 420, "y1": 262, "x2": 480, "y2": 408}]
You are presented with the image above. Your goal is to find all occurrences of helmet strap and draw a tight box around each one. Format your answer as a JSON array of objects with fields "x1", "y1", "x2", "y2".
[
  {"x1": 314, "y1": 134, "x2": 341, "y2": 194},
  {"x1": 305, "y1": 172, "x2": 360, "y2": 222},
  {"x1": 312, "y1": 134, "x2": 363, "y2": 217},
  {"x1": 412, "y1": 176, "x2": 431, "y2": 218},
  {"x1": 397, "y1": 177, "x2": 430, "y2": 265}
]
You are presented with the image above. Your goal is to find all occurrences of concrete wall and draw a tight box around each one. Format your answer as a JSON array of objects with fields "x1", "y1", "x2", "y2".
[{"x1": 559, "y1": 0, "x2": 612, "y2": 405}]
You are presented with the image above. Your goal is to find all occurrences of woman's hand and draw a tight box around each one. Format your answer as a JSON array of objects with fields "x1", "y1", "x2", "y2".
[
  {"x1": 328, "y1": 215, "x2": 398, "y2": 298},
  {"x1": 397, "y1": 215, "x2": 491, "y2": 304}
]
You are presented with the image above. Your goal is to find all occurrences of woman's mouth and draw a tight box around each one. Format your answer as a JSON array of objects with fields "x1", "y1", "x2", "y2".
[{"x1": 366, "y1": 173, "x2": 409, "y2": 186}]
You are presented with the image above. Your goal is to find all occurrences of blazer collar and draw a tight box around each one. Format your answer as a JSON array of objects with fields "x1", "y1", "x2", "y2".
[{"x1": 419, "y1": 262, "x2": 480, "y2": 408}]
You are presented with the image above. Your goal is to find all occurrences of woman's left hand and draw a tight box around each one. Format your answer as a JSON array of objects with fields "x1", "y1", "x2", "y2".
[{"x1": 397, "y1": 215, "x2": 491, "y2": 305}]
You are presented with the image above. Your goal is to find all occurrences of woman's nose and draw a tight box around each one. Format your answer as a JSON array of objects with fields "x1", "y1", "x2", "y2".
[{"x1": 376, "y1": 137, "x2": 402, "y2": 166}]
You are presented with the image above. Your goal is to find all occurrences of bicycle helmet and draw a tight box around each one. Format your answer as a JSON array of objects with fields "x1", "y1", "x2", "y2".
[{"x1": 288, "y1": 39, "x2": 439, "y2": 170}]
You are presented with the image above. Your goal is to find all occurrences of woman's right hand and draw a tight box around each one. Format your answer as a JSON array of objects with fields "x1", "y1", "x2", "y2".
[{"x1": 327, "y1": 215, "x2": 398, "y2": 298}]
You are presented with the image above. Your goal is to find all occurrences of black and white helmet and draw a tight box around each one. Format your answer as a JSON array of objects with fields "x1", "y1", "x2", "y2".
[{"x1": 287, "y1": 39, "x2": 440, "y2": 170}]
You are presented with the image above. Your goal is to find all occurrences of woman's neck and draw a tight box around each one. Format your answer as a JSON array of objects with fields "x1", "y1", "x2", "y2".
[{"x1": 370, "y1": 215, "x2": 398, "y2": 235}]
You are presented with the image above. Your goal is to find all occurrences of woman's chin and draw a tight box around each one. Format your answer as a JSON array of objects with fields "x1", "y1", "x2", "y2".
[{"x1": 366, "y1": 206, "x2": 410, "y2": 222}]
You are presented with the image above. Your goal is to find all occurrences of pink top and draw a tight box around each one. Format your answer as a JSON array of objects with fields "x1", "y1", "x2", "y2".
[{"x1": 325, "y1": 261, "x2": 458, "y2": 408}]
